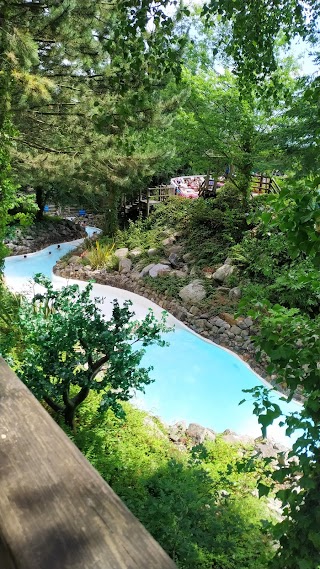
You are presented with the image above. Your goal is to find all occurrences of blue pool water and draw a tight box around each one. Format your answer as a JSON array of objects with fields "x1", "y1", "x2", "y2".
[{"x1": 4, "y1": 228, "x2": 301, "y2": 443}]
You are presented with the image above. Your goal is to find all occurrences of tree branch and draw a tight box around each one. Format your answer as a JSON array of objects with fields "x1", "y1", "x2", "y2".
[
  {"x1": 12, "y1": 137, "x2": 80, "y2": 155},
  {"x1": 44, "y1": 396, "x2": 62, "y2": 413}
]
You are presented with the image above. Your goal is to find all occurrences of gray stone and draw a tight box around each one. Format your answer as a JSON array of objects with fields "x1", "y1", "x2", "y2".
[
  {"x1": 222, "y1": 430, "x2": 253, "y2": 446},
  {"x1": 209, "y1": 316, "x2": 231, "y2": 330},
  {"x1": 179, "y1": 279, "x2": 207, "y2": 303},
  {"x1": 241, "y1": 329, "x2": 250, "y2": 338},
  {"x1": 186, "y1": 423, "x2": 216, "y2": 445},
  {"x1": 229, "y1": 287, "x2": 242, "y2": 300},
  {"x1": 119, "y1": 257, "x2": 132, "y2": 274},
  {"x1": 194, "y1": 319, "x2": 206, "y2": 330},
  {"x1": 212, "y1": 264, "x2": 235, "y2": 283},
  {"x1": 168, "y1": 252, "x2": 182, "y2": 268},
  {"x1": 224, "y1": 257, "x2": 233, "y2": 265},
  {"x1": 140, "y1": 263, "x2": 156, "y2": 277},
  {"x1": 230, "y1": 325, "x2": 242, "y2": 335},
  {"x1": 147, "y1": 248, "x2": 158, "y2": 256},
  {"x1": 114, "y1": 247, "x2": 129, "y2": 259},
  {"x1": 149, "y1": 263, "x2": 171, "y2": 277},
  {"x1": 243, "y1": 317, "x2": 254, "y2": 328}
]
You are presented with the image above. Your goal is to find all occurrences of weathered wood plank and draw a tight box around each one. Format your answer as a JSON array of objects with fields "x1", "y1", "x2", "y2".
[{"x1": 0, "y1": 358, "x2": 177, "y2": 569}]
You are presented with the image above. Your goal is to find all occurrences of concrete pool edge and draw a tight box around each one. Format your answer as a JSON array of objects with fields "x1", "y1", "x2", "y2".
[{"x1": 52, "y1": 271, "x2": 302, "y2": 409}]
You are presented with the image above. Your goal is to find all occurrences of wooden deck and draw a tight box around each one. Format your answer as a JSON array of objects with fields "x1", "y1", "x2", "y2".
[{"x1": 0, "y1": 358, "x2": 177, "y2": 569}]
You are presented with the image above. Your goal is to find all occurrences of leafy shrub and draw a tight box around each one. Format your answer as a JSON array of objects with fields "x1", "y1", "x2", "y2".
[
  {"x1": 69, "y1": 395, "x2": 274, "y2": 569},
  {"x1": 144, "y1": 274, "x2": 189, "y2": 299},
  {"x1": 87, "y1": 241, "x2": 118, "y2": 270}
]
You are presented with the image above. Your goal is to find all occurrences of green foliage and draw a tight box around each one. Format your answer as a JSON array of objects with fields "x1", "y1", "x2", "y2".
[
  {"x1": 86, "y1": 241, "x2": 119, "y2": 271},
  {"x1": 70, "y1": 396, "x2": 274, "y2": 569},
  {"x1": 260, "y1": 179, "x2": 320, "y2": 265},
  {"x1": 0, "y1": 286, "x2": 22, "y2": 360},
  {"x1": 238, "y1": 178, "x2": 320, "y2": 569},
  {"x1": 7, "y1": 275, "x2": 170, "y2": 428},
  {"x1": 144, "y1": 274, "x2": 189, "y2": 300}
]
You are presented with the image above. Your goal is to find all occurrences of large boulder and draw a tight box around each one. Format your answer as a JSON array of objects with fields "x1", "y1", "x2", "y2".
[
  {"x1": 119, "y1": 257, "x2": 132, "y2": 273},
  {"x1": 186, "y1": 423, "x2": 216, "y2": 445},
  {"x1": 179, "y1": 279, "x2": 206, "y2": 304},
  {"x1": 114, "y1": 247, "x2": 129, "y2": 259},
  {"x1": 149, "y1": 263, "x2": 171, "y2": 277},
  {"x1": 212, "y1": 264, "x2": 235, "y2": 283}
]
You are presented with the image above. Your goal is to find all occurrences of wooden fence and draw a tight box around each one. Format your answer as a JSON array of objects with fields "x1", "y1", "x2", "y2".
[
  {"x1": 251, "y1": 174, "x2": 281, "y2": 194},
  {"x1": 0, "y1": 358, "x2": 177, "y2": 569},
  {"x1": 122, "y1": 186, "x2": 175, "y2": 218}
]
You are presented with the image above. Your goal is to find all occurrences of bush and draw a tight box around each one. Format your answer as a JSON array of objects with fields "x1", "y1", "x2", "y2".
[
  {"x1": 86, "y1": 241, "x2": 119, "y2": 270},
  {"x1": 69, "y1": 395, "x2": 274, "y2": 569}
]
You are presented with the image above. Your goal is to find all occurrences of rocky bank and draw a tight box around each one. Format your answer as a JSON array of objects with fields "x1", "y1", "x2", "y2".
[{"x1": 5, "y1": 219, "x2": 86, "y2": 256}]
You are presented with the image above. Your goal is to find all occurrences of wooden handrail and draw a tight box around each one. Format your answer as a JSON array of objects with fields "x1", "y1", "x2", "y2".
[{"x1": 0, "y1": 358, "x2": 177, "y2": 569}]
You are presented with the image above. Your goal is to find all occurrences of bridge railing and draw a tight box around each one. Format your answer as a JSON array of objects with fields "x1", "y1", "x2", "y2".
[{"x1": 0, "y1": 358, "x2": 177, "y2": 569}]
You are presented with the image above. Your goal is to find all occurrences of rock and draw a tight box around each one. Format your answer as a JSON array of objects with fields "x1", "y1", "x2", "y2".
[
  {"x1": 168, "y1": 252, "x2": 182, "y2": 268},
  {"x1": 143, "y1": 417, "x2": 166, "y2": 439},
  {"x1": 119, "y1": 257, "x2": 132, "y2": 273},
  {"x1": 243, "y1": 317, "x2": 254, "y2": 328},
  {"x1": 147, "y1": 248, "x2": 158, "y2": 256},
  {"x1": 182, "y1": 252, "x2": 194, "y2": 263},
  {"x1": 220, "y1": 312, "x2": 237, "y2": 326},
  {"x1": 186, "y1": 423, "x2": 216, "y2": 445},
  {"x1": 224, "y1": 257, "x2": 233, "y2": 265},
  {"x1": 162, "y1": 236, "x2": 176, "y2": 246},
  {"x1": 179, "y1": 279, "x2": 207, "y2": 304},
  {"x1": 167, "y1": 244, "x2": 184, "y2": 255},
  {"x1": 254, "y1": 439, "x2": 288, "y2": 460},
  {"x1": 114, "y1": 247, "x2": 129, "y2": 259},
  {"x1": 129, "y1": 248, "x2": 142, "y2": 258},
  {"x1": 189, "y1": 305, "x2": 201, "y2": 316},
  {"x1": 221, "y1": 430, "x2": 253, "y2": 446},
  {"x1": 229, "y1": 287, "x2": 242, "y2": 300},
  {"x1": 209, "y1": 316, "x2": 231, "y2": 330},
  {"x1": 149, "y1": 263, "x2": 172, "y2": 277},
  {"x1": 230, "y1": 325, "x2": 242, "y2": 335},
  {"x1": 194, "y1": 318, "x2": 206, "y2": 331},
  {"x1": 212, "y1": 264, "x2": 235, "y2": 283},
  {"x1": 168, "y1": 421, "x2": 187, "y2": 443},
  {"x1": 216, "y1": 286, "x2": 231, "y2": 294},
  {"x1": 130, "y1": 271, "x2": 141, "y2": 281},
  {"x1": 140, "y1": 263, "x2": 156, "y2": 277},
  {"x1": 68, "y1": 255, "x2": 81, "y2": 265}
]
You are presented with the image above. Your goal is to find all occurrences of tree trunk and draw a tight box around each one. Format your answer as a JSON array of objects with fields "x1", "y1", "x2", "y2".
[
  {"x1": 64, "y1": 404, "x2": 76, "y2": 430},
  {"x1": 102, "y1": 187, "x2": 120, "y2": 236},
  {"x1": 35, "y1": 187, "x2": 46, "y2": 221}
]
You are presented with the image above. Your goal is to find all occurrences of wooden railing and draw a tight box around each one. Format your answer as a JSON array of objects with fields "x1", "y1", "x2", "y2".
[
  {"x1": 122, "y1": 186, "x2": 175, "y2": 218},
  {"x1": 0, "y1": 358, "x2": 177, "y2": 569},
  {"x1": 251, "y1": 174, "x2": 281, "y2": 194}
]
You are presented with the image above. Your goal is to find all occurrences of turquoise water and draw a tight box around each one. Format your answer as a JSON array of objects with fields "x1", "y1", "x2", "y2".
[{"x1": 4, "y1": 228, "x2": 301, "y2": 442}]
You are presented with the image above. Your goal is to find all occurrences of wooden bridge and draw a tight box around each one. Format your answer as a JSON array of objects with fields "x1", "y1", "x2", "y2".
[
  {"x1": 0, "y1": 358, "x2": 177, "y2": 569},
  {"x1": 122, "y1": 186, "x2": 175, "y2": 218}
]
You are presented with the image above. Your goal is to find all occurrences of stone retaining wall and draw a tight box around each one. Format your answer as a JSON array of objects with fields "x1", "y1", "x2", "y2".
[
  {"x1": 54, "y1": 259, "x2": 270, "y2": 382},
  {"x1": 5, "y1": 219, "x2": 86, "y2": 256}
]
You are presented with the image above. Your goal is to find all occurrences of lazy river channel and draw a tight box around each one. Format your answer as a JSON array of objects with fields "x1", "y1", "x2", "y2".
[{"x1": 4, "y1": 228, "x2": 301, "y2": 444}]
